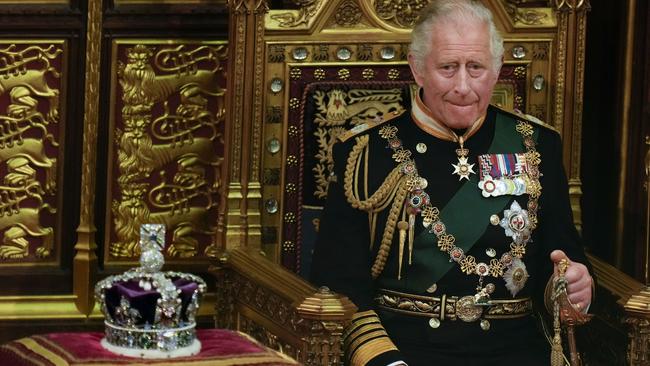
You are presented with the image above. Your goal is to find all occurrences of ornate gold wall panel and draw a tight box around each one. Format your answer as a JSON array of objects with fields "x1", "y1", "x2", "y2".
[
  {"x1": 0, "y1": 40, "x2": 66, "y2": 268},
  {"x1": 0, "y1": 0, "x2": 229, "y2": 343},
  {"x1": 105, "y1": 40, "x2": 227, "y2": 264}
]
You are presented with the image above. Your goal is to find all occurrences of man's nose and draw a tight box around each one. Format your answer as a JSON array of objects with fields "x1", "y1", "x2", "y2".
[{"x1": 454, "y1": 68, "x2": 471, "y2": 95}]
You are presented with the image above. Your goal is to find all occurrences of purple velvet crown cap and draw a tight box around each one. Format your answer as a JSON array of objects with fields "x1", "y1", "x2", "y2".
[{"x1": 104, "y1": 278, "x2": 199, "y2": 326}]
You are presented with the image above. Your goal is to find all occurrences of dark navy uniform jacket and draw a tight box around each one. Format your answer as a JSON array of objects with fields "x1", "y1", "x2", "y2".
[{"x1": 311, "y1": 104, "x2": 588, "y2": 366}]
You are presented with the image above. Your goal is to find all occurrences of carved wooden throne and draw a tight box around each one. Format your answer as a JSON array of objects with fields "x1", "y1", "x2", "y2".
[{"x1": 212, "y1": 1, "x2": 593, "y2": 365}]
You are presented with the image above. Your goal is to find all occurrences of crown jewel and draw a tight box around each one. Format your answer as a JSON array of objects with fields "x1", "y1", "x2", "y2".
[{"x1": 94, "y1": 224, "x2": 207, "y2": 358}]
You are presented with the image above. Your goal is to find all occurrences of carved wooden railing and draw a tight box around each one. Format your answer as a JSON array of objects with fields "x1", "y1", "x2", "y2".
[
  {"x1": 211, "y1": 248, "x2": 357, "y2": 365},
  {"x1": 583, "y1": 255, "x2": 650, "y2": 365}
]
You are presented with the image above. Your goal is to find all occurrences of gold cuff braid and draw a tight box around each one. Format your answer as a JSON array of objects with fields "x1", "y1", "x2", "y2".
[
  {"x1": 344, "y1": 311, "x2": 398, "y2": 366},
  {"x1": 349, "y1": 337, "x2": 398, "y2": 366}
]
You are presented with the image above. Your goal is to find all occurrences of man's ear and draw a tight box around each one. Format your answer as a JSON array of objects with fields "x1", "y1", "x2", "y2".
[{"x1": 408, "y1": 53, "x2": 424, "y2": 87}]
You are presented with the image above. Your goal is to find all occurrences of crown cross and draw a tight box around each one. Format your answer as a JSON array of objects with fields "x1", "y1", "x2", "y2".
[
  {"x1": 140, "y1": 224, "x2": 165, "y2": 252},
  {"x1": 139, "y1": 224, "x2": 166, "y2": 273}
]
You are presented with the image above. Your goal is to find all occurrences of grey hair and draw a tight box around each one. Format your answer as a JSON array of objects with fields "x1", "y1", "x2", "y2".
[{"x1": 410, "y1": 0, "x2": 504, "y2": 73}]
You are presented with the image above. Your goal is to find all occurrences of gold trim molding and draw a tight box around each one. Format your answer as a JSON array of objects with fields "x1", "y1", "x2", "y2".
[
  {"x1": 74, "y1": 0, "x2": 102, "y2": 316},
  {"x1": 0, "y1": 0, "x2": 67, "y2": 3},
  {"x1": 0, "y1": 296, "x2": 84, "y2": 320},
  {"x1": 115, "y1": 0, "x2": 224, "y2": 4}
]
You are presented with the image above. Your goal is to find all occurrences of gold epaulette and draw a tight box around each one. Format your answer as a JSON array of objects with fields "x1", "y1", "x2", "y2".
[
  {"x1": 491, "y1": 104, "x2": 559, "y2": 133},
  {"x1": 343, "y1": 310, "x2": 398, "y2": 366},
  {"x1": 337, "y1": 110, "x2": 406, "y2": 143}
]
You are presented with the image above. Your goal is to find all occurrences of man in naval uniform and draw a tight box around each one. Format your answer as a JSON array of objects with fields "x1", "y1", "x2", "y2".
[{"x1": 310, "y1": 1, "x2": 593, "y2": 365}]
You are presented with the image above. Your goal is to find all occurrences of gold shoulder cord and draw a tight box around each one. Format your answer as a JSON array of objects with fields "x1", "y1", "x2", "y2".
[{"x1": 343, "y1": 135, "x2": 408, "y2": 278}]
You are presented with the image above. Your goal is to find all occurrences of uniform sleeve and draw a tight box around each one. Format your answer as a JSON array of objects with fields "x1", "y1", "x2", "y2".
[
  {"x1": 534, "y1": 129, "x2": 591, "y2": 302},
  {"x1": 310, "y1": 140, "x2": 403, "y2": 366},
  {"x1": 310, "y1": 140, "x2": 376, "y2": 310}
]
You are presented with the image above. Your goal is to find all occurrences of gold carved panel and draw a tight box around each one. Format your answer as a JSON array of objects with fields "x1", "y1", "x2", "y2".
[
  {"x1": 105, "y1": 40, "x2": 227, "y2": 263},
  {"x1": 0, "y1": 40, "x2": 66, "y2": 267}
]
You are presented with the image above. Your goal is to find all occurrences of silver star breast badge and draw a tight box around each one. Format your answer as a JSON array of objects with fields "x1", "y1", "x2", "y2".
[{"x1": 452, "y1": 156, "x2": 476, "y2": 181}]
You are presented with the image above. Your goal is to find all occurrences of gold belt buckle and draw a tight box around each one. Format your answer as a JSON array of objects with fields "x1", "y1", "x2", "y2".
[{"x1": 455, "y1": 296, "x2": 483, "y2": 322}]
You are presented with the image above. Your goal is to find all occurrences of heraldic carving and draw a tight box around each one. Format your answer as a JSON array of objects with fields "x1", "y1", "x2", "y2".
[
  {"x1": 311, "y1": 88, "x2": 405, "y2": 199},
  {"x1": 110, "y1": 43, "x2": 227, "y2": 259},
  {"x1": 0, "y1": 43, "x2": 61, "y2": 261}
]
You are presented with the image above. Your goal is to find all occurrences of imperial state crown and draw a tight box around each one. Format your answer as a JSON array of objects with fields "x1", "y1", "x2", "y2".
[{"x1": 94, "y1": 224, "x2": 207, "y2": 358}]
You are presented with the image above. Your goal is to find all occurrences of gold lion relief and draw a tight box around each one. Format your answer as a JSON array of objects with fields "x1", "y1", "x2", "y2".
[
  {"x1": 110, "y1": 42, "x2": 226, "y2": 259},
  {"x1": 0, "y1": 43, "x2": 62, "y2": 262},
  {"x1": 0, "y1": 158, "x2": 55, "y2": 260}
]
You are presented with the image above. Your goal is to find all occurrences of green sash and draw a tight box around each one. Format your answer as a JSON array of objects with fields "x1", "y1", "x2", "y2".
[{"x1": 379, "y1": 112, "x2": 539, "y2": 291}]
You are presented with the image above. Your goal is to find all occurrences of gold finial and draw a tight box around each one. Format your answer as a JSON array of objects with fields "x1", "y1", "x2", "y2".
[{"x1": 558, "y1": 258, "x2": 569, "y2": 276}]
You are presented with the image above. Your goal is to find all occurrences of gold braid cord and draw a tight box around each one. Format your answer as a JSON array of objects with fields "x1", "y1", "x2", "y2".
[
  {"x1": 343, "y1": 135, "x2": 407, "y2": 278},
  {"x1": 371, "y1": 178, "x2": 407, "y2": 278}
]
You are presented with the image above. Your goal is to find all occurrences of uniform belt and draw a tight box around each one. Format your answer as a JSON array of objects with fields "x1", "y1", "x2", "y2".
[{"x1": 375, "y1": 288, "x2": 532, "y2": 323}]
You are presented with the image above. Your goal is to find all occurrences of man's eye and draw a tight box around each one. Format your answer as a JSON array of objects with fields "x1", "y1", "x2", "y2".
[{"x1": 468, "y1": 63, "x2": 485, "y2": 76}]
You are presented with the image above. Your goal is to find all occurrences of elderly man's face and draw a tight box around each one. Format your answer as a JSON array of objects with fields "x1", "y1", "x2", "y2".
[{"x1": 409, "y1": 20, "x2": 500, "y2": 129}]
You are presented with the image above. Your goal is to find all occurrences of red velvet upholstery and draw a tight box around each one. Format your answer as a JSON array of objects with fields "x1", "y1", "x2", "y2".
[{"x1": 0, "y1": 329, "x2": 298, "y2": 366}]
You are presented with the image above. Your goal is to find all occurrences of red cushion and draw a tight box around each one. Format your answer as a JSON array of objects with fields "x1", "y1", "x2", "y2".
[{"x1": 0, "y1": 329, "x2": 298, "y2": 366}]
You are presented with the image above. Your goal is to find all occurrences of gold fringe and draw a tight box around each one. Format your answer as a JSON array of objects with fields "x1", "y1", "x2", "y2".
[
  {"x1": 371, "y1": 177, "x2": 408, "y2": 278},
  {"x1": 551, "y1": 333, "x2": 564, "y2": 366}
]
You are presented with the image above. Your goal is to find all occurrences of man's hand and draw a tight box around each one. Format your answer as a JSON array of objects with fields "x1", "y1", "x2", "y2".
[{"x1": 550, "y1": 250, "x2": 592, "y2": 311}]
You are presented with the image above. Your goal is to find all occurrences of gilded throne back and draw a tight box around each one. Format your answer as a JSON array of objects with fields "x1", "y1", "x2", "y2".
[{"x1": 213, "y1": 1, "x2": 589, "y2": 365}]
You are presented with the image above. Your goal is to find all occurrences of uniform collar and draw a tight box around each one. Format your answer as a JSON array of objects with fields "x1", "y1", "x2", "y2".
[{"x1": 411, "y1": 87, "x2": 486, "y2": 142}]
